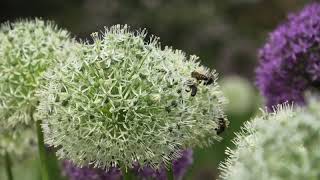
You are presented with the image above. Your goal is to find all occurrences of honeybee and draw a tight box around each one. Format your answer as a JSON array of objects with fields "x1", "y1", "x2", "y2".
[
  {"x1": 191, "y1": 71, "x2": 214, "y2": 85},
  {"x1": 215, "y1": 117, "x2": 227, "y2": 135},
  {"x1": 185, "y1": 80, "x2": 198, "y2": 96},
  {"x1": 191, "y1": 71, "x2": 208, "y2": 80}
]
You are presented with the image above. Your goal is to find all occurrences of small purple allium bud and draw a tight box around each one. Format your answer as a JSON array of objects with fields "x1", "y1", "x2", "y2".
[{"x1": 256, "y1": 3, "x2": 320, "y2": 108}]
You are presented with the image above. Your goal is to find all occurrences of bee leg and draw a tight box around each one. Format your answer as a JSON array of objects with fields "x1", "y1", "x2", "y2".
[
  {"x1": 204, "y1": 78, "x2": 213, "y2": 85},
  {"x1": 216, "y1": 126, "x2": 225, "y2": 135}
]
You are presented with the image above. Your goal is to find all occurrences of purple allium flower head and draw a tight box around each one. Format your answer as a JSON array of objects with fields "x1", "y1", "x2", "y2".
[
  {"x1": 256, "y1": 3, "x2": 320, "y2": 108},
  {"x1": 63, "y1": 161, "x2": 122, "y2": 180},
  {"x1": 132, "y1": 165, "x2": 167, "y2": 180},
  {"x1": 63, "y1": 149, "x2": 192, "y2": 180},
  {"x1": 172, "y1": 149, "x2": 193, "y2": 179},
  {"x1": 133, "y1": 149, "x2": 193, "y2": 180}
]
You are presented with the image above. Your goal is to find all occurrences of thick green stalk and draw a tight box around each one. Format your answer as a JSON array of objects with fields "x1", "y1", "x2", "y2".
[
  {"x1": 167, "y1": 163, "x2": 174, "y2": 180},
  {"x1": 36, "y1": 120, "x2": 49, "y2": 180},
  {"x1": 4, "y1": 151, "x2": 13, "y2": 180},
  {"x1": 123, "y1": 169, "x2": 134, "y2": 180}
]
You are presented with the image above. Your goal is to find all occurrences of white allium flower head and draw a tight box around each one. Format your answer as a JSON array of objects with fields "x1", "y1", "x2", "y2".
[
  {"x1": 0, "y1": 19, "x2": 76, "y2": 155},
  {"x1": 219, "y1": 98, "x2": 320, "y2": 180},
  {"x1": 36, "y1": 25, "x2": 228, "y2": 170},
  {"x1": 0, "y1": 19, "x2": 75, "y2": 128}
]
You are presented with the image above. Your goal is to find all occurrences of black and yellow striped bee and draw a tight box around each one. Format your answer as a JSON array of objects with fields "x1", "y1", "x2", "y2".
[
  {"x1": 191, "y1": 71, "x2": 214, "y2": 85},
  {"x1": 215, "y1": 117, "x2": 227, "y2": 135},
  {"x1": 191, "y1": 71, "x2": 208, "y2": 81}
]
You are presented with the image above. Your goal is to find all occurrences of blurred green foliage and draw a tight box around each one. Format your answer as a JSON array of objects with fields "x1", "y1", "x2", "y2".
[
  {"x1": 0, "y1": 155, "x2": 40, "y2": 180},
  {"x1": 0, "y1": 150, "x2": 65, "y2": 180}
]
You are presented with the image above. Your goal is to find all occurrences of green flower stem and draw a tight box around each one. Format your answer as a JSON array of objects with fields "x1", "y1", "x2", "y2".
[
  {"x1": 123, "y1": 169, "x2": 134, "y2": 180},
  {"x1": 167, "y1": 163, "x2": 174, "y2": 180},
  {"x1": 46, "y1": 150, "x2": 64, "y2": 180},
  {"x1": 36, "y1": 119, "x2": 49, "y2": 180},
  {"x1": 4, "y1": 151, "x2": 13, "y2": 180}
]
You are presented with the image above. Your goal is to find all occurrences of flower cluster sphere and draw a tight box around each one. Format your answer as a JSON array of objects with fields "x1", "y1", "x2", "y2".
[
  {"x1": 37, "y1": 25, "x2": 227, "y2": 169},
  {"x1": 0, "y1": 19, "x2": 74, "y2": 129},
  {"x1": 256, "y1": 3, "x2": 320, "y2": 108},
  {"x1": 0, "y1": 19, "x2": 74, "y2": 155},
  {"x1": 219, "y1": 99, "x2": 320, "y2": 180}
]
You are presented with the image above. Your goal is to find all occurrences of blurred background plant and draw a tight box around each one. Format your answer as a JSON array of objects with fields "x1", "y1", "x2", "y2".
[
  {"x1": 0, "y1": 0, "x2": 313, "y2": 179},
  {"x1": 0, "y1": 156, "x2": 40, "y2": 180}
]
